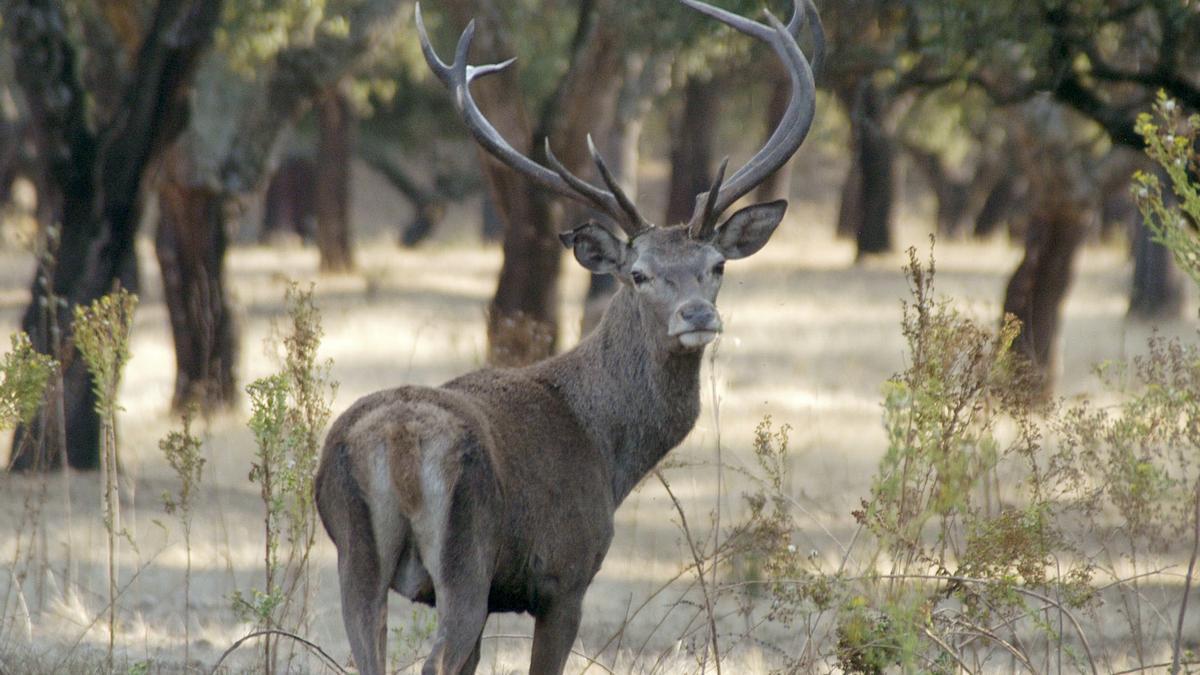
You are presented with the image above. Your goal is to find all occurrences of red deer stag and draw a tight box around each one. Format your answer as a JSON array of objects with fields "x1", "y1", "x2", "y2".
[{"x1": 316, "y1": 1, "x2": 821, "y2": 672}]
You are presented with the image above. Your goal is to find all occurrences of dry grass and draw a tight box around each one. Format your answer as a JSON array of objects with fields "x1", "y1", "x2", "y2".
[{"x1": 0, "y1": 187, "x2": 1195, "y2": 672}]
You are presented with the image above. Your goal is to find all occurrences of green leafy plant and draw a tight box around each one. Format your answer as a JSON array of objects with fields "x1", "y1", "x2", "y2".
[
  {"x1": 389, "y1": 606, "x2": 438, "y2": 672},
  {"x1": 159, "y1": 408, "x2": 205, "y2": 665},
  {"x1": 72, "y1": 287, "x2": 138, "y2": 672},
  {"x1": 234, "y1": 282, "x2": 336, "y2": 674},
  {"x1": 1133, "y1": 92, "x2": 1200, "y2": 289},
  {"x1": 0, "y1": 332, "x2": 56, "y2": 431},
  {"x1": 729, "y1": 244, "x2": 1106, "y2": 673}
]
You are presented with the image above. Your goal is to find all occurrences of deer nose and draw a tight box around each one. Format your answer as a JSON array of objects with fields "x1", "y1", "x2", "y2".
[{"x1": 674, "y1": 301, "x2": 721, "y2": 332}]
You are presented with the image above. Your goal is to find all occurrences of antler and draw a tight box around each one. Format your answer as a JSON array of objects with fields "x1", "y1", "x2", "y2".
[
  {"x1": 683, "y1": 0, "x2": 822, "y2": 240},
  {"x1": 415, "y1": 4, "x2": 650, "y2": 238}
]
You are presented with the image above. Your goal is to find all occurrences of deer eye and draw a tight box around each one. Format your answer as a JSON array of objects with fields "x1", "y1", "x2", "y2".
[
  {"x1": 631, "y1": 270, "x2": 650, "y2": 285},
  {"x1": 712, "y1": 262, "x2": 726, "y2": 276}
]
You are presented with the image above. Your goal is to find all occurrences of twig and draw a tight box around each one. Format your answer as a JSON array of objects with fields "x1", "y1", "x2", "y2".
[
  {"x1": 707, "y1": 343, "x2": 724, "y2": 675},
  {"x1": 947, "y1": 616, "x2": 1038, "y2": 673},
  {"x1": 655, "y1": 470, "x2": 722, "y2": 674},
  {"x1": 923, "y1": 627, "x2": 976, "y2": 674},
  {"x1": 1172, "y1": 479, "x2": 1200, "y2": 675},
  {"x1": 207, "y1": 629, "x2": 346, "y2": 675}
]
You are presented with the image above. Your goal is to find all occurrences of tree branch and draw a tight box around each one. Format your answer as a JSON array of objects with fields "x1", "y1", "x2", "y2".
[{"x1": 218, "y1": 0, "x2": 407, "y2": 193}]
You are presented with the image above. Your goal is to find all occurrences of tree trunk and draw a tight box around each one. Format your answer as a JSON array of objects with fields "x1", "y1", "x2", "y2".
[
  {"x1": 665, "y1": 75, "x2": 718, "y2": 225},
  {"x1": 835, "y1": 150, "x2": 864, "y2": 239},
  {"x1": 155, "y1": 145, "x2": 237, "y2": 413},
  {"x1": 999, "y1": 99, "x2": 1097, "y2": 398},
  {"x1": 261, "y1": 156, "x2": 317, "y2": 243},
  {"x1": 1001, "y1": 205, "x2": 1088, "y2": 398},
  {"x1": 8, "y1": 0, "x2": 221, "y2": 471},
  {"x1": 1128, "y1": 216, "x2": 1184, "y2": 321},
  {"x1": 852, "y1": 81, "x2": 894, "y2": 256},
  {"x1": 315, "y1": 87, "x2": 355, "y2": 273}
]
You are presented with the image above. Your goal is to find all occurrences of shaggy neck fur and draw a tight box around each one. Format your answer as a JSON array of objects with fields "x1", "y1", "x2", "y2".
[{"x1": 534, "y1": 285, "x2": 703, "y2": 503}]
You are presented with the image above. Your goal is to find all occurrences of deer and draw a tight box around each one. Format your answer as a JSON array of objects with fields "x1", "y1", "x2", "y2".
[{"x1": 315, "y1": 1, "x2": 821, "y2": 673}]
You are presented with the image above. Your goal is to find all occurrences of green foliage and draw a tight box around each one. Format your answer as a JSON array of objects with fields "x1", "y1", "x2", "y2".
[
  {"x1": 235, "y1": 282, "x2": 337, "y2": 672},
  {"x1": 734, "y1": 243, "x2": 1113, "y2": 671},
  {"x1": 1060, "y1": 336, "x2": 1200, "y2": 548},
  {"x1": 72, "y1": 288, "x2": 139, "y2": 672},
  {"x1": 73, "y1": 288, "x2": 137, "y2": 416},
  {"x1": 217, "y1": 0, "x2": 329, "y2": 76},
  {"x1": 0, "y1": 332, "x2": 56, "y2": 430},
  {"x1": 389, "y1": 606, "x2": 438, "y2": 672},
  {"x1": 1133, "y1": 93, "x2": 1200, "y2": 290},
  {"x1": 866, "y1": 244, "x2": 1029, "y2": 567},
  {"x1": 159, "y1": 407, "x2": 205, "y2": 665},
  {"x1": 160, "y1": 409, "x2": 205, "y2": 522},
  {"x1": 739, "y1": 417, "x2": 836, "y2": 623}
]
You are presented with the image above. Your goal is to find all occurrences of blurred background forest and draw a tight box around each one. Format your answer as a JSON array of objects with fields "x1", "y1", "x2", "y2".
[{"x1": 0, "y1": 0, "x2": 1199, "y2": 672}]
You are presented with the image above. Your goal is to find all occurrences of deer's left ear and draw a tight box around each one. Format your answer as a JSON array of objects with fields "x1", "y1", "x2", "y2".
[
  {"x1": 560, "y1": 221, "x2": 627, "y2": 274},
  {"x1": 714, "y1": 200, "x2": 787, "y2": 260}
]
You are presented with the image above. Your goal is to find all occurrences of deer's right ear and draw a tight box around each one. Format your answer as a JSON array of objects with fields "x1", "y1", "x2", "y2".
[{"x1": 560, "y1": 222, "x2": 627, "y2": 274}]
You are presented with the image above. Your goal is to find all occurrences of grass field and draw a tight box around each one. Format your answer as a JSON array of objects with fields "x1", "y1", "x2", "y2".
[{"x1": 0, "y1": 169, "x2": 1197, "y2": 673}]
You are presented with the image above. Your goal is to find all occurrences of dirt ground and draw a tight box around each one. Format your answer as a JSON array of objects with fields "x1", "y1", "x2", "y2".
[{"x1": 0, "y1": 160, "x2": 1197, "y2": 673}]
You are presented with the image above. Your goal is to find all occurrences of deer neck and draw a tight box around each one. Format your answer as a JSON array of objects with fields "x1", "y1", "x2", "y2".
[{"x1": 539, "y1": 286, "x2": 704, "y2": 504}]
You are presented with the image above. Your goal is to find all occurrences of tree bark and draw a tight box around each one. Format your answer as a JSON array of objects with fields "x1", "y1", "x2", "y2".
[
  {"x1": 8, "y1": 0, "x2": 221, "y2": 471},
  {"x1": 1002, "y1": 205, "x2": 1088, "y2": 397},
  {"x1": 835, "y1": 78, "x2": 895, "y2": 252},
  {"x1": 665, "y1": 75, "x2": 718, "y2": 225},
  {"x1": 155, "y1": 144, "x2": 237, "y2": 413},
  {"x1": 835, "y1": 148, "x2": 864, "y2": 239},
  {"x1": 315, "y1": 86, "x2": 355, "y2": 273},
  {"x1": 1128, "y1": 216, "x2": 1185, "y2": 321},
  {"x1": 851, "y1": 80, "x2": 894, "y2": 256}
]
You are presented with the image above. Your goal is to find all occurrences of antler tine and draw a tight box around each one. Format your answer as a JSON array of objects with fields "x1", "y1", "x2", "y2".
[
  {"x1": 587, "y1": 135, "x2": 649, "y2": 236},
  {"x1": 415, "y1": 4, "x2": 449, "y2": 81},
  {"x1": 416, "y1": 3, "x2": 647, "y2": 238},
  {"x1": 784, "y1": 0, "x2": 824, "y2": 75},
  {"x1": 689, "y1": 157, "x2": 729, "y2": 240},
  {"x1": 543, "y1": 140, "x2": 618, "y2": 214},
  {"x1": 678, "y1": 0, "x2": 818, "y2": 227}
]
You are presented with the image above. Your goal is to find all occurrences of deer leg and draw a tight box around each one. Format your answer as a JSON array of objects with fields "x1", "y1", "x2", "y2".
[
  {"x1": 421, "y1": 581, "x2": 488, "y2": 675},
  {"x1": 464, "y1": 634, "x2": 483, "y2": 673},
  {"x1": 528, "y1": 595, "x2": 584, "y2": 675},
  {"x1": 337, "y1": 534, "x2": 390, "y2": 675}
]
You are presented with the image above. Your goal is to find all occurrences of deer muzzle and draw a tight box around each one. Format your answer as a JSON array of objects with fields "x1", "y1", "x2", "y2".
[{"x1": 669, "y1": 300, "x2": 723, "y2": 349}]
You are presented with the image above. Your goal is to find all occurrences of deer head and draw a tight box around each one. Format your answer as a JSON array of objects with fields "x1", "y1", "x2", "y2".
[{"x1": 416, "y1": 0, "x2": 821, "y2": 352}]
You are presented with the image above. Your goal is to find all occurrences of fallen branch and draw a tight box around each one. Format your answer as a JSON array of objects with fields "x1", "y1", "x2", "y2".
[{"x1": 207, "y1": 629, "x2": 346, "y2": 675}]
